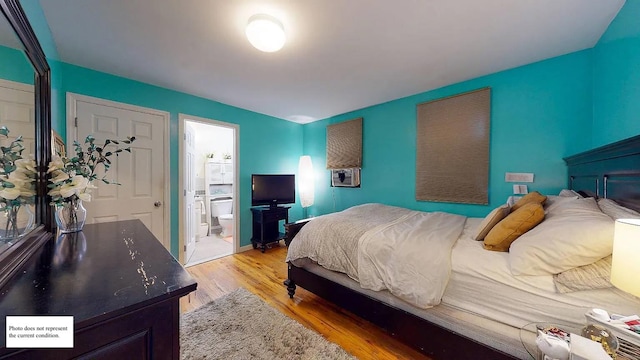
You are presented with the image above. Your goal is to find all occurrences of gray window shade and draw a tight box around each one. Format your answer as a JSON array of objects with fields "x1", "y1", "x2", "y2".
[
  {"x1": 416, "y1": 88, "x2": 490, "y2": 204},
  {"x1": 326, "y1": 117, "x2": 362, "y2": 169}
]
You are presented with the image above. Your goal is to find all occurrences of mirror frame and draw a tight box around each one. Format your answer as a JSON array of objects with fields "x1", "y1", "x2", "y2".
[{"x1": 0, "y1": 0, "x2": 53, "y2": 289}]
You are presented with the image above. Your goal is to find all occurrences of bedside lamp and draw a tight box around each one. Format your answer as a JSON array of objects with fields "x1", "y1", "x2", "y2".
[
  {"x1": 610, "y1": 219, "x2": 640, "y2": 298},
  {"x1": 298, "y1": 156, "x2": 314, "y2": 217}
]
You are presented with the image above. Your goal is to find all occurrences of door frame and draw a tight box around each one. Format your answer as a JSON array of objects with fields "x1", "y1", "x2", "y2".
[
  {"x1": 0, "y1": 78, "x2": 33, "y2": 93},
  {"x1": 66, "y1": 93, "x2": 172, "y2": 250},
  {"x1": 178, "y1": 114, "x2": 240, "y2": 264}
]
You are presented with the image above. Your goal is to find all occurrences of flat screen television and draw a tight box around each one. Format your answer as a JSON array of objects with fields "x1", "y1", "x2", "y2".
[{"x1": 251, "y1": 174, "x2": 295, "y2": 208}]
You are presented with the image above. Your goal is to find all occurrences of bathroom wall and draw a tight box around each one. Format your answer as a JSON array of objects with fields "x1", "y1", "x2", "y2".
[{"x1": 187, "y1": 120, "x2": 234, "y2": 191}]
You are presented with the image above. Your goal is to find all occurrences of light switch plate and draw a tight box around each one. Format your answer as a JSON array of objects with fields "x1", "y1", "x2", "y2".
[
  {"x1": 505, "y1": 172, "x2": 534, "y2": 183},
  {"x1": 513, "y1": 184, "x2": 528, "y2": 194}
]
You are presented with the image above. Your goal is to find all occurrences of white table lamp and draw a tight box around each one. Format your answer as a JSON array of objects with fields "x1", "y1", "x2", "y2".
[
  {"x1": 610, "y1": 219, "x2": 640, "y2": 298},
  {"x1": 298, "y1": 155, "x2": 314, "y2": 210}
]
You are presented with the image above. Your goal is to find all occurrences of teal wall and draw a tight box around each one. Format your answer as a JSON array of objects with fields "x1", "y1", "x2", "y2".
[
  {"x1": 7, "y1": 0, "x2": 640, "y2": 255},
  {"x1": 0, "y1": 46, "x2": 34, "y2": 84},
  {"x1": 592, "y1": 0, "x2": 640, "y2": 146},
  {"x1": 303, "y1": 51, "x2": 594, "y2": 218},
  {"x1": 11, "y1": 0, "x2": 305, "y2": 257},
  {"x1": 56, "y1": 62, "x2": 304, "y2": 255},
  {"x1": 20, "y1": 0, "x2": 65, "y2": 133}
]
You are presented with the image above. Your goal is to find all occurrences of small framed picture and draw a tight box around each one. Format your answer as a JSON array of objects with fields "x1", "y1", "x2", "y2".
[
  {"x1": 331, "y1": 168, "x2": 361, "y2": 187},
  {"x1": 52, "y1": 130, "x2": 65, "y2": 157}
]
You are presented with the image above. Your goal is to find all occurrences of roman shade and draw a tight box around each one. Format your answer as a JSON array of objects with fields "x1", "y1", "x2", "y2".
[
  {"x1": 326, "y1": 117, "x2": 362, "y2": 169},
  {"x1": 416, "y1": 88, "x2": 491, "y2": 204}
]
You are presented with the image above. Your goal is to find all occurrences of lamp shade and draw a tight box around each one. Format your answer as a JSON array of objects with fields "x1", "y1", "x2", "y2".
[
  {"x1": 610, "y1": 219, "x2": 640, "y2": 298},
  {"x1": 245, "y1": 14, "x2": 286, "y2": 52},
  {"x1": 298, "y1": 155, "x2": 314, "y2": 208}
]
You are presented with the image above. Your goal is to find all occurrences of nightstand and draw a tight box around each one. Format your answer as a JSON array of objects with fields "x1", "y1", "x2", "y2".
[
  {"x1": 250, "y1": 206, "x2": 290, "y2": 252},
  {"x1": 284, "y1": 218, "x2": 312, "y2": 246}
]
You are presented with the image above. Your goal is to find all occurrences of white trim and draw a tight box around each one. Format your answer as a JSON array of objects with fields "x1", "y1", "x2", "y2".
[
  {"x1": 66, "y1": 93, "x2": 172, "y2": 251},
  {"x1": 238, "y1": 244, "x2": 254, "y2": 253},
  {"x1": 178, "y1": 113, "x2": 240, "y2": 265},
  {"x1": 0, "y1": 78, "x2": 34, "y2": 93}
]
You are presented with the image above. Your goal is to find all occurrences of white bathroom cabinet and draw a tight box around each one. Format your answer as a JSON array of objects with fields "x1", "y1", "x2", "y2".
[{"x1": 206, "y1": 160, "x2": 233, "y2": 185}]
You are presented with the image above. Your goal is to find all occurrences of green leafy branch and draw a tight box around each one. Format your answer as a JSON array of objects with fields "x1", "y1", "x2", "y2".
[{"x1": 68, "y1": 135, "x2": 136, "y2": 185}]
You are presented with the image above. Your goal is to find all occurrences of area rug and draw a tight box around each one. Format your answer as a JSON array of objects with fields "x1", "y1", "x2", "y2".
[{"x1": 180, "y1": 287, "x2": 356, "y2": 360}]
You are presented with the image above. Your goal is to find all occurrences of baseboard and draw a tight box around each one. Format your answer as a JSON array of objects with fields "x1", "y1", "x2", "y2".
[{"x1": 238, "y1": 244, "x2": 254, "y2": 252}]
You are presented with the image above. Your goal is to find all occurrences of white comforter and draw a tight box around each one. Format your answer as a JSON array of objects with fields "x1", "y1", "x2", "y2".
[{"x1": 286, "y1": 203, "x2": 466, "y2": 308}]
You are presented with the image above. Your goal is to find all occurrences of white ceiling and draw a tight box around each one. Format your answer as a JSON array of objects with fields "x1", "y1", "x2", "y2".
[
  {"x1": 38, "y1": 0, "x2": 624, "y2": 124},
  {"x1": 0, "y1": 12, "x2": 24, "y2": 50}
]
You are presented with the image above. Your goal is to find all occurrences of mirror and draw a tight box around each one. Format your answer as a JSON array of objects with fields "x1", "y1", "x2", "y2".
[
  {"x1": 0, "y1": 0, "x2": 53, "y2": 289},
  {"x1": 0, "y1": 4, "x2": 37, "y2": 253}
]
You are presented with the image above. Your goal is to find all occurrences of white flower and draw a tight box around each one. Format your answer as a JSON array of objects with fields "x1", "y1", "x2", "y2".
[
  {"x1": 48, "y1": 187, "x2": 61, "y2": 198},
  {"x1": 20, "y1": 188, "x2": 36, "y2": 197},
  {"x1": 47, "y1": 156, "x2": 64, "y2": 173},
  {"x1": 15, "y1": 158, "x2": 37, "y2": 173},
  {"x1": 8, "y1": 170, "x2": 34, "y2": 183},
  {"x1": 0, "y1": 187, "x2": 21, "y2": 200},
  {"x1": 77, "y1": 191, "x2": 92, "y2": 202},
  {"x1": 59, "y1": 175, "x2": 90, "y2": 198},
  {"x1": 50, "y1": 170, "x2": 70, "y2": 184}
]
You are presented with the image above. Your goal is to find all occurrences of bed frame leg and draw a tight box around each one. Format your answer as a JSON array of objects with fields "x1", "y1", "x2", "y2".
[{"x1": 283, "y1": 279, "x2": 296, "y2": 298}]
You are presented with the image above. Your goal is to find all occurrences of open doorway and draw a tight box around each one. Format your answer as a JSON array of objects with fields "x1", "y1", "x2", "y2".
[{"x1": 179, "y1": 114, "x2": 238, "y2": 267}]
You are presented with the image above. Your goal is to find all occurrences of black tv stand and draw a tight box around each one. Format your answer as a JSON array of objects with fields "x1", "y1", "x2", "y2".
[{"x1": 250, "y1": 206, "x2": 290, "y2": 252}]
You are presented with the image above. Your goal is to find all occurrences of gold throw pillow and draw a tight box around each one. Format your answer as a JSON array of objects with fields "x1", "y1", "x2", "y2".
[
  {"x1": 511, "y1": 191, "x2": 547, "y2": 212},
  {"x1": 484, "y1": 203, "x2": 545, "y2": 252}
]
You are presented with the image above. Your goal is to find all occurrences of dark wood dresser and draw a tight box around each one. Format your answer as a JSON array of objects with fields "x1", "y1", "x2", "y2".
[{"x1": 0, "y1": 220, "x2": 197, "y2": 359}]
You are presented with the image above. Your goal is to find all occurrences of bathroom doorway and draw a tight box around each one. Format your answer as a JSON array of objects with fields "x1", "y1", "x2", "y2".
[{"x1": 179, "y1": 114, "x2": 238, "y2": 267}]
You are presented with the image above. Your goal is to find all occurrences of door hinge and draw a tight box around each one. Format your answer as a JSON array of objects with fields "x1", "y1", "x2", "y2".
[
  {"x1": 184, "y1": 190, "x2": 186, "y2": 196},
  {"x1": 183, "y1": 133, "x2": 186, "y2": 140},
  {"x1": 74, "y1": 117, "x2": 78, "y2": 127},
  {"x1": 183, "y1": 245, "x2": 186, "y2": 251}
]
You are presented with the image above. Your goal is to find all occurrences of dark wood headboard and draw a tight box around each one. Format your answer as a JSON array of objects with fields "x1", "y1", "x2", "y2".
[{"x1": 564, "y1": 134, "x2": 640, "y2": 212}]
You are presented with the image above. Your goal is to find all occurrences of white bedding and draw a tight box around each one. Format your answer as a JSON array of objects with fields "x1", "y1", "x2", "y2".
[
  {"x1": 286, "y1": 206, "x2": 640, "y2": 358},
  {"x1": 287, "y1": 203, "x2": 466, "y2": 308},
  {"x1": 358, "y1": 210, "x2": 466, "y2": 308},
  {"x1": 287, "y1": 205, "x2": 640, "y2": 327},
  {"x1": 444, "y1": 218, "x2": 640, "y2": 329}
]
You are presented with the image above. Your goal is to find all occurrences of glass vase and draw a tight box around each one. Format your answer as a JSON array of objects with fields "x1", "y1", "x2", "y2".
[
  {"x1": 53, "y1": 231, "x2": 87, "y2": 268},
  {"x1": 55, "y1": 199, "x2": 87, "y2": 233},
  {"x1": 0, "y1": 205, "x2": 35, "y2": 242}
]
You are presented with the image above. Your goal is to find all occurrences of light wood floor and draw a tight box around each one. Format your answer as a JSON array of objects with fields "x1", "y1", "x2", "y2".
[{"x1": 180, "y1": 243, "x2": 431, "y2": 360}]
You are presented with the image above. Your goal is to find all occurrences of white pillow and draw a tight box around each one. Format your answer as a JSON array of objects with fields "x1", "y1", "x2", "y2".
[
  {"x1": 558, "y1": 189, "x2": 582, "y2": 198},
  {"x1": 509, "y1": 197, "x2": 614, "y2": 275},
  {"x1": 597, "y1": 198, "x2": 640, "y2": 220},
  {"x1": 544, "y1": 195, "x2": 579, "y2": 215},
  {"x1": 473, "y1": 204, "x2": 511, "y2": 241}
]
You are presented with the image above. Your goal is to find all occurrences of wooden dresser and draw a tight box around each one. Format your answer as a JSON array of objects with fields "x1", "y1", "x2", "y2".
[{"x1": 0, "y1": 220, "x2": 197, "y2": 359}]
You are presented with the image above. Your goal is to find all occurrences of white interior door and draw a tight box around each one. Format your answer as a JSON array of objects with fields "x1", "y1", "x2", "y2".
[
  {"x1": 184, "y1": 124, "x2": 196, "y2": 262},
  {"x1": 69, "y1": 94, "x2": 169, "y2": 247},
  {"x1": 0, "y1": 79, "x2": 35, "y2": 157}
]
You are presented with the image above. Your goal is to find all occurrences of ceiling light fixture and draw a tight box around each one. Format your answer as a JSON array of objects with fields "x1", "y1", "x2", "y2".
[{"x1": 245, "y1": 14, "x2": 286, "y2": 53}]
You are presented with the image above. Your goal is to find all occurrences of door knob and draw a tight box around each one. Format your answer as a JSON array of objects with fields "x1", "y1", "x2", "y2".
[{"x1": 154, "y1": 201, "x2": 162, "y2": 208}]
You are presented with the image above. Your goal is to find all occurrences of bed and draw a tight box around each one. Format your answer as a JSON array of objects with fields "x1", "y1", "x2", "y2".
[{"x1": 284, "y1": 134, "x2": 640, "y2": 359}]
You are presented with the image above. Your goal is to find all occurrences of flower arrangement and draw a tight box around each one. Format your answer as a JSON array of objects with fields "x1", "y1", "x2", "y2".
[
  {"x1": 48, "y1": 134, "x2": 135, "y2": 233},
  {"x1": 0, "y1": 126, "x2": 36, "y2": 239},
  {"x1": 48, "y1": 135, "x2": 136, "y2": 206}
]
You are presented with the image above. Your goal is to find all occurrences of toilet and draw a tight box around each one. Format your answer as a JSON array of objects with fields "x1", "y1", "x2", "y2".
[{"x1": 210, "y1": 198, "x2": 233, "y2": 237}]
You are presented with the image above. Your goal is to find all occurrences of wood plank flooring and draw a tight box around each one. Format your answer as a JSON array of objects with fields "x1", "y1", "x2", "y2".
[{"x1": 180, "y1": 243, "x2": 431, "y2": 360}]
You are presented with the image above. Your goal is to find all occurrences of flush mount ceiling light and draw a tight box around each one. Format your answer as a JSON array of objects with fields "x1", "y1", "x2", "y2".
[{"x1": 245, "y1": 14, "x2": 286, "y2": 52}]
